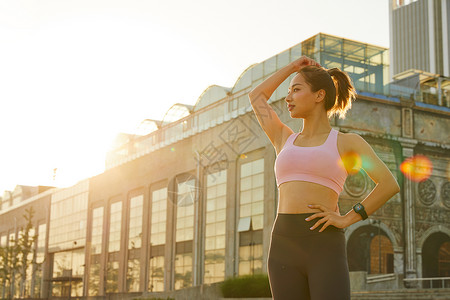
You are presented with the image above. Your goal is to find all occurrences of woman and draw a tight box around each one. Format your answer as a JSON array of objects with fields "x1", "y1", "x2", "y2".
[{"x1": 248, "y1": 56, "x2": 400, "y2": 300}]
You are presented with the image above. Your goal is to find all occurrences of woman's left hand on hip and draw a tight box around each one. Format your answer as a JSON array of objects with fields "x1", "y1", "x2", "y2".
[{"x1": 305, "y1": 204, "x2": 347, "y2": 232}]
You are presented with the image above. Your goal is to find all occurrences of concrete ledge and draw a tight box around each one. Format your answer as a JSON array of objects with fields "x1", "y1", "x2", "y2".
[{"x1": 351, "y1": 288, "x2": 450, "y2": 300}]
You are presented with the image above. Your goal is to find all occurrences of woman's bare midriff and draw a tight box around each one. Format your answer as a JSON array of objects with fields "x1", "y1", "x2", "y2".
[{"x1": 277, "y1": 181, "x2": 339, "y2": 214}]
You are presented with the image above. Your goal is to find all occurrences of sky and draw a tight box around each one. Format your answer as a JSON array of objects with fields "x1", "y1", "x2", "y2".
[{"x1": 0, "y1": 0, "x2": 390, "y2": 195}]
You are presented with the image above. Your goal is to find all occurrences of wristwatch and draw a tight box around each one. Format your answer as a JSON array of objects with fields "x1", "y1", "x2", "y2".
[{"x1": 353, "y1": 203, "x2": 368, "y2": 220}]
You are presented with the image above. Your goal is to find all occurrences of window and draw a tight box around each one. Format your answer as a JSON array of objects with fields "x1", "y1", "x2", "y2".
[
  {"x1": 204, "y1": 170, "x2": 227, "y2": 283},
  {"x1": 34, "y1": 224, "x2": 46, "y2": 296},
  {"x1": 51, "y1": 249, "x2": 84, "y2": 297},
  {"x1": 106, "y1": 201, "x2": 122, "y2": 293},
  {"x1": 238, "y1": 158, "x2": 264, "y2": 275},
  {"x1": 108, "y1": 202, "x2": 122, "y2": 252},
  {"x1": 48, "y1": 181, "x2": 88, "y2": 252},
  {"x1": 126, "y1": 194, "x2": 143, "y2": 292},
  {"x1": 91, "y1": 207, "x2": 104, "y2": 255},
  {"x1": 174, "y1": 178, "x2": 196, "y2": 289},
  {"x1": 369, "y1": 235, "x2": 394, "y2": 274},
  {"x1": 149, "y1": 187, "x2": 167, "y2": 292},
  {"x1": 89, "y1": 207, "x2": 103, "y2": 296},
  {"x1": 128, "y1": 196, "x2": 144, "y2": 248}
]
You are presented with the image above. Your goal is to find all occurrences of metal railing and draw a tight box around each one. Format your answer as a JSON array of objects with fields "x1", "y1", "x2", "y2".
[
  {"x1": 403, "y1": 277, "x2": 450, "y2": 289},
  {"x1": 367, "y1": 273, "x2": 396, "y2": 284}
]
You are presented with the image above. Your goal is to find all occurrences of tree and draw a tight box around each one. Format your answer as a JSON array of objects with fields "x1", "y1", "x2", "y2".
[
  {"x1": 0, "y1": 207, "x2": 38, "y2": 299},
  {"x1": 17, "y1": 207, "x2": 38, "y2": 298},
  {"x1": 0, "y1": 233, "x2": 20, "y2": 299}
]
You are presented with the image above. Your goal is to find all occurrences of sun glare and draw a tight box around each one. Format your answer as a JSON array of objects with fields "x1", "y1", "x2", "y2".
[
  {"x1": 339, "y1": 151, "x2": 363, "y2": 175},
  {"x1": 400, "y1": 155, "x2": 433, "y2": 182}
]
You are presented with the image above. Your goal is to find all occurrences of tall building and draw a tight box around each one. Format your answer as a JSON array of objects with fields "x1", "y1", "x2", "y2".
[{"x1": 389, "y1": 0, "x2": 450, "y2": 78}]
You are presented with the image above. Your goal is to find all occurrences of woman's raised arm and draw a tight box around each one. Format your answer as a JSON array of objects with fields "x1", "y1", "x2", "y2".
[{"x1": 248, "y1": 56, "x2": 319, "y2": 151}]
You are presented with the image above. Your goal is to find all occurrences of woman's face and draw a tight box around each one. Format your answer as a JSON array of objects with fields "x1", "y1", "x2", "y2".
[{"x1": 285, "y1": 73, "x2": 321, "y2": 118}]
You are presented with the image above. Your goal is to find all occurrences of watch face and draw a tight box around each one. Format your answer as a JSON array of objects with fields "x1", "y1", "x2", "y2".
[{"x1": 354, "y1": 203, "x2": 362, "y2": 211}]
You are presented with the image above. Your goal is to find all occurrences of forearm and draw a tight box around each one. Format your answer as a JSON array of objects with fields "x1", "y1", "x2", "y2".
[
  {"x1": 248, "y1": 62, "x2": 297, "y2": 102},
  {"x1": 343, "y1": 181, "x2": 400, "y2": 227}
]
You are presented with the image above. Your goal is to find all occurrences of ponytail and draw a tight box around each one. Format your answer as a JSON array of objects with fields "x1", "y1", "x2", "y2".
[
  {"x1": 299, "y1": 66, "x2": 356, "y2": 119},
  {"x1": 326, "y1": 68, "x2": 356, "y2": 119}
]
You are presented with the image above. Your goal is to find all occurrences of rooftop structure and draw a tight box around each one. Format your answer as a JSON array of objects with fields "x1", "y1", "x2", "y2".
[{"x1": 105, "y1": 33, "x2": 449, "y2": 170}]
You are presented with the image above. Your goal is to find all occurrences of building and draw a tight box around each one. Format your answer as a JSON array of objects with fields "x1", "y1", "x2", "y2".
[
  {"x1": 1, "y1": 33, "x2": 449, "y2": 299},
  {"x1": 389, "y1": 0, "x2": 450, "y2": 78},
  {"x1": 389, "y1": 0, "x2": 450, "y2": 110}
]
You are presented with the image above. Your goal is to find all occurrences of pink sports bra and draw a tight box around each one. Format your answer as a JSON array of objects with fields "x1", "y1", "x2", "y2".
[{"x1": 274, "y1": 128, "x2": 348, "y2": 195}]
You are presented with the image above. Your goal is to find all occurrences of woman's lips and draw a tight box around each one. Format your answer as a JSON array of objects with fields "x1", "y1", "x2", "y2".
[{"x1": 288, "y1": 105, "x2": 295, "y2": 111}]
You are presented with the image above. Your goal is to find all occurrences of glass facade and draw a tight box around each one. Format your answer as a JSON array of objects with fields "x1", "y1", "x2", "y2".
[
  {"x1": 126, "y1": 194, "x2": 143, "y2": 292},
  {"x1": 88, "y1": 207, "x2": 103, "y2": 296},
  {"x1": 238, "y1": 158, "x2": 264, "y2": 276},
  {"x1": 204, "y1": 170, "x2": 227, "y2": 284},
  {"x1": 88, "y1": 257, "x2": 101, "y2": 296},
  {"x1": 128, "y1": 195, "x2": 143, "y2": 250},
  {"x1": 106, "y1": 261, "x2": 119, "y2": 293},
  {"x1": 24, "y1": 228, "x2": 35, "y2": 296},
  {"x1": 108, "y1": 201, "x2": 122, "y2": 253},
  {"x1": 33, "y1": 223, "x2": 46, "y2": 297},
  {"x1": 49, "y1": 180, "x2": 89, "y2": 252},
  {"x1": 126, "y1": 259, "x2": 140, "y2": 292},
  {"x1": 174, "y1": 179, "x2": 195, "y2": 290},
  {"x1": 106, "y1": 201, "x2": 122, "y2": 293},
  {"x1": 149, "y1": 187, "x2": 167, "y2": 292},
  {"x1": 51, "y1": 249, "x2": 84, "y2": 297},
  {"x1": 91, "y1": 207, "x2": 104, "y2": 255}
]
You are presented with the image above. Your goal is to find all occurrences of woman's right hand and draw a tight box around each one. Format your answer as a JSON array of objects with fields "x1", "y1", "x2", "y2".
[{"x1": 290, "y1": 56, "x2": 321, "y2": 72}]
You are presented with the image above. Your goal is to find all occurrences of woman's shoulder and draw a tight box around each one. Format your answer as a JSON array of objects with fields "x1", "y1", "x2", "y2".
[
  {"x1": 336, "y1": 131, "x2": 368, "y2": 152},
  {"x1": 336, "y1": 130, "x2": 362, "y2": 140}
]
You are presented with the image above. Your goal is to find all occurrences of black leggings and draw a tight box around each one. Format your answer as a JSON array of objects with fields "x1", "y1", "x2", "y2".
[{"x1": 268, "y1": 213, "x2": 350, "y2": 300}]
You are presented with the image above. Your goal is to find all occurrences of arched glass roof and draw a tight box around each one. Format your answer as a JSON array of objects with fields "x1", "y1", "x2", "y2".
[
  {"x1": 162, "y1": 103, "x2": 193, "y2": 123},
  {"x1": 231, "y1": 64, "x2": 257, "y2": 93},
  {"x1": 193, "y1": 85, "x2": 231, "y2": 112},
  {"x1": 135, "y1": 119, "x2": 162, "y2": 136}
]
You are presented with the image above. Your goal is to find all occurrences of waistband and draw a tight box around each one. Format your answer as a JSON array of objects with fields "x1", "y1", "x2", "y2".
[{"x1": 272, "y1": 213, "x2": 344, "y2": 237}]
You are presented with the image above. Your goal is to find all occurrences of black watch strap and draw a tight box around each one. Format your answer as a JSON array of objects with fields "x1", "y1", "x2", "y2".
[{"x1": 353, "y1": 203, "x2": 368, "y2": 220}]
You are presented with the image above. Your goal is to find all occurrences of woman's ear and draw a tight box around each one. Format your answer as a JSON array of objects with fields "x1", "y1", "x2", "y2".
[{"x1": 315, "y1": 89, "x2": 325, "y2": 103}]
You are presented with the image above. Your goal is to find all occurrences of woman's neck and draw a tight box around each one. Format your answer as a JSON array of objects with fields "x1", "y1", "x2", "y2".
[{"x1": 300, "y1": 112, "x2": 331, "y2": 137}]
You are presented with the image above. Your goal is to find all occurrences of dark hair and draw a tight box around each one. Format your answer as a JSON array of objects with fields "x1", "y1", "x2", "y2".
[{"x1": 298, "y1": 66, "x2": 356, "y2": 119}]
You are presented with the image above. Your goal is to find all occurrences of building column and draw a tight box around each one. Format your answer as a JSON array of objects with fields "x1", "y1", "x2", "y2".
[
  {"x1": 393, "y1": 246, "x2": 404, "y2": 275},
  {"x1": 193, "y1": 163, "x2": 203, "y2": 286},
  {"x1": 401, "y1": 142, "x2": 418, "y2": 287},
  {"x1": 442, "y1": 0, "x2": 449, "y2": 77},
  {"x1": 225, "y1": 154, "x2": 238, "y2": 278}
]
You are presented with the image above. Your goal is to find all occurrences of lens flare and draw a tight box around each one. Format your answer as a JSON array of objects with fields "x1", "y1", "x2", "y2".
[
  {"x1": 400, "y1": 155, "x2": 432, "y2": 182},
  {"x1": 339, "y1": 151, "x2": 362, "y2": 175},
  {"x1": 170, "y1": 147, "x2": 176, "y2": 152}
]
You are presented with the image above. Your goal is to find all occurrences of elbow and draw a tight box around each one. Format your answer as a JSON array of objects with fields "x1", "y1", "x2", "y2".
[
  {"x1": 392, "y1": 175, "x2": 401, "y2": 194},
  {"x1": 389, "y1": 179, "x2": 401, "y2": 196},
  {"x1": 377, "y1": 177, "x2": 400, "y2": 196},
  {"x1": 394, "y1": 180, "x2": 400, "y2": 193}
]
